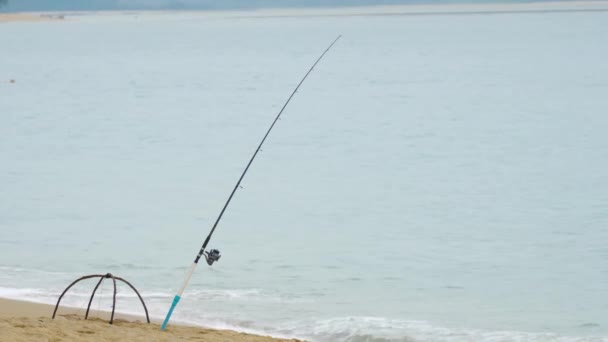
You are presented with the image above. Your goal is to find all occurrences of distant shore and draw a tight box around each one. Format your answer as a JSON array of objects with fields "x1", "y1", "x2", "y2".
[
  {"x1": 0, "y1": 297, "x2": 303, "y2": 342},
  {"x1": 0, "y1": 13, "x2": 65, "y2": 22},
  {"x1": 222, "y1": 0, "x2": 608, "y2": 18},
  {"x1": 1, "y1": 0, "x2": 607, "y2": 23}
]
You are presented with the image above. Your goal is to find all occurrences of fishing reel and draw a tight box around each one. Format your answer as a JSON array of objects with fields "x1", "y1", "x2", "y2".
[{"x1": 204, "y1": 249, "x2": 221, "y2": 266}]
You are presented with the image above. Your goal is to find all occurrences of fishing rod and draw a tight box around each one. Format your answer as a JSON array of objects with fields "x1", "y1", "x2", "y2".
[{"x1": 161, "y1": 35, "x2": 341, "y2": 331}]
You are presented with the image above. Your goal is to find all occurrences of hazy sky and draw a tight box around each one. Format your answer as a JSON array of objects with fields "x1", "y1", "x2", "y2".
[{"x1": 0, "y1": 0, "x2": 573, "y2": 12}]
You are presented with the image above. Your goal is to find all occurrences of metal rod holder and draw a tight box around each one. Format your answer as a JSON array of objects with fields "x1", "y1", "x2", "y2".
[{"x1": 52, "y1": 273, "x2": 150, "y2": 324}]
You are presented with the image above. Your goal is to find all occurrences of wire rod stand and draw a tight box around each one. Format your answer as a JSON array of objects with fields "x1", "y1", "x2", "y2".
[{"x1": 52, "y1": 273, "x2": 150, "y2": 324}]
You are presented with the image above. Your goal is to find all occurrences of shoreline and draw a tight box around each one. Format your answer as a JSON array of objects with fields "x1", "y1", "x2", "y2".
[
  {"x1": 0, "y1": 13, "x2": 64, "y2": 22},
  {"x1": 0, "y1": 297, "x2": 304, "y2": 341},
  {"x1": 1, "y1": 1, "x2": 608, "y2": 22}
]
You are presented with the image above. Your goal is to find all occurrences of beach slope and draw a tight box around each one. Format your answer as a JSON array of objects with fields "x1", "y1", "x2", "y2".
[{"x1": 0, "y1": 298, "x2": 303, "y2": 342}]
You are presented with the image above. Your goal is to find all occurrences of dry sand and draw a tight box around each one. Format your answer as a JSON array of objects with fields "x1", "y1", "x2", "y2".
[{"x1": 0, "y1": 298, "x2": 304, "y2": 342}]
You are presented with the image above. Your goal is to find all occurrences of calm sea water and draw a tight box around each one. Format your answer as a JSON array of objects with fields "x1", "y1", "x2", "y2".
[{"x1": 1, "y1": 9, "x2": 607, "y2": 342}]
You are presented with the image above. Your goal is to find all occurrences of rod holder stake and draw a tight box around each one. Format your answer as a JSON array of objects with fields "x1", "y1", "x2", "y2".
[{"x1": 52, "y1": 273, "x2": 150, "y2": 325}]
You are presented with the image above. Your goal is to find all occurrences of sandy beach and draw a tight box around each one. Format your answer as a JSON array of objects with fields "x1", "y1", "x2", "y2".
[
  {"x1": 0, "y1": 298, "x2": 304, "y2": 342},
  {"x1": 0, "y1": 13, "x2": 64, "y2": 22}
]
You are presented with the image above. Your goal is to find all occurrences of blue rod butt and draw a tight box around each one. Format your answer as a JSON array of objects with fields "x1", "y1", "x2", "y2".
[{"x1": 161, "y1": 295, "x2": 181, "y2": 331}]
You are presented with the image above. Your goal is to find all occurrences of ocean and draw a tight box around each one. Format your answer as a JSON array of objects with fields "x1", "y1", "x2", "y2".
[{"x1": 1, "y1": 6, "x2": 607, "y2": 342}]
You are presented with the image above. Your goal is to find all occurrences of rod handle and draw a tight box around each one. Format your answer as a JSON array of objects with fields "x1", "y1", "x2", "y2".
[{"x1": 161, "y1": 295, "x2": 181, "y2": 331}]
